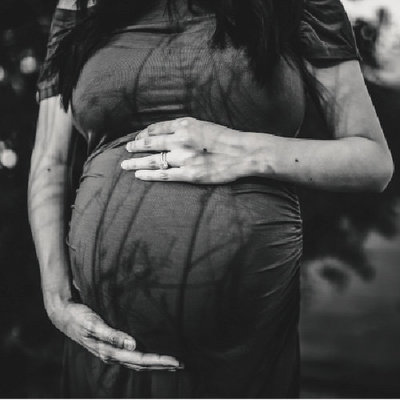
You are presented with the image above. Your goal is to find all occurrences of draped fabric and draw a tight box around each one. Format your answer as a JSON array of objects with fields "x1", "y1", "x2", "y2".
[
  {"x1": 300, "y1": 0, "x2": 360, "y2": 62},
  {"x1": 66, "y1": 137, "x2": 303, "y2": 397},
  {"x1": 36, "y1": 0, "x2": 359, "y2": 397}
]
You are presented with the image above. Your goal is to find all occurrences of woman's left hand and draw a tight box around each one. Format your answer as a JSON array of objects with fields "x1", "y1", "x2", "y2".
[{"x1": 122, "y1": 118, "x2": 251, "y2": 184}]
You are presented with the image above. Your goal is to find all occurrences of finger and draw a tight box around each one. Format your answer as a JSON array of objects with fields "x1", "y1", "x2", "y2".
[
  {"x1": 126, "y1": 135, "x2": 172, "y2": 152},
  {"x1": 134, "y1": 122, "x2": 174, "y2": 142},
  {"x1": 134, "y1": 168, "x2": 187, "y2": 182},
  {"x1": 90, "y1": 341, "x2": 181, "y2": 368},
  {"x1": 133, "y1": 130, "x2": 147, "y2": 142},
  {"x1": 84, "y1": 340, "x2": 119, "y2": 364},
  {"x1": 147, "y1": 118, "x2": 193, "y2": 136},
  {"x1": 122, "y1": 150, "x2": 198, "y2": 170},
  {"x1": 84, "y1": 316, "x2": 136, "y2": 351},
  {"x1": 117, "y1": 350, "x2": 181, "y2": 367},
  {"x1": 127, "y1": 118, "x2": 195, "y2": 151},
  {"x1": 121, "y1": 153, "x2": 165, "y2": 171},
  {"x1": 121, "y1": 363, "x2": 181, "y2": 372}
]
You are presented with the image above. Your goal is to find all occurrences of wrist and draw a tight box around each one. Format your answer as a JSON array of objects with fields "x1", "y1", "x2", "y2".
[
  {"x1": 43, "y1": 288, "x2": 73, "y2": 317},
  {"x1": 238, "y1": 133, "x2": 279, "y2": 178}
]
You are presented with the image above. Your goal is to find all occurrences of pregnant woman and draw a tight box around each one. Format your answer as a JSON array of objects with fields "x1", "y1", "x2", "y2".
[{"x1": 28, "y1": 0, "x2": 393, "y2": 397}]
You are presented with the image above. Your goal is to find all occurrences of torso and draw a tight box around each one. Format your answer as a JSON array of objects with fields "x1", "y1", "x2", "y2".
[{"x1": 66, "y1": 3, "x2": 304, "y2": 397}]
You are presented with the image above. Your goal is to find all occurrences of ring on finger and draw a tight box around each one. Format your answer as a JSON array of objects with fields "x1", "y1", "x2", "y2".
[{"x1": 159, "y1": 152, "x2": 169, "y2": 170}]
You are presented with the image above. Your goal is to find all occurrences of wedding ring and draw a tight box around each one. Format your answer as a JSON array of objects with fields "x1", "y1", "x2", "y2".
[{"x1": 159, "y1": 152, "x2": 169, "y2": 170}]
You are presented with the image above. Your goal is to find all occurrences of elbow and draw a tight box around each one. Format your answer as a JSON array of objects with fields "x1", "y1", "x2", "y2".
[{"x1": 367, "y1": 151, "x2": 394, "y2": 193}]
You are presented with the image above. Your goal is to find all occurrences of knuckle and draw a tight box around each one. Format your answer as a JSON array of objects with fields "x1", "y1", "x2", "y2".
[
  {"x1": 83, "y1": 321, "x2": 96, "y2": 336},
  {"x1": 83, "y1": 326, "x2": 93, "y2": 337},
  {"x1": 159, "y1": 171, "x2": 170, "y2": 181},
  {"x1": 189, "y1": 169, "x2": 202, "y2": 183},
  {"x1": 181, "y1": 117, "x2": 195, "y2": 125},
  {"x1": 143, "y1": 137, "x2": 152, "y2": 148},
  {"x1": 177, "y1": 128, "x2": 188, "y2": 140},
  {"x1": 177, "y1": 129, "x2": 193, "y2": 146},
  {"x1": 182, "y1": 151, "x2": 196, "y2": 164},
  {"x1": 147, "y1": 124, "x2": 156, "y2": 134},
  {"x1": 149, "y1": 158, "x2": 158, "y2": 169}
]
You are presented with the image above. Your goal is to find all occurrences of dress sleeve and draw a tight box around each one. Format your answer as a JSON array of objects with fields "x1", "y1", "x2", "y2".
[
  {"x1": 299, "y1": 0, "x2": 361, "y2": 64},
  {"x1": 37, "y1": 0, "x2": 94, "y2": 102}
]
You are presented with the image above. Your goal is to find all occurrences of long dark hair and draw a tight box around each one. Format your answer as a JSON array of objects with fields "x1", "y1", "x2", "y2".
[{"x1": 46, "y1": 0, "x2": 319, "y2": 112}]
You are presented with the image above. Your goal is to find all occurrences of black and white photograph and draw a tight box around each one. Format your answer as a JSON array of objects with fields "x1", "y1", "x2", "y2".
[{"x1": 0, "y1": 0, "x2": 399, "y2": 397}]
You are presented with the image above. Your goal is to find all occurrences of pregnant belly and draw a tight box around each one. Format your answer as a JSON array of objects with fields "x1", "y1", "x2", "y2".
[{"x1": 68, "y1": 134, "x2": 303, "y2": 362}]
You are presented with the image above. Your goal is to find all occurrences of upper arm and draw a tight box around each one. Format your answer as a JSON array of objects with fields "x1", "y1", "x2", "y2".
[
  {"x1": 312, "y1": 60, "x2": 389, "y2": 148},
  {"x1": 31, "y1": 97, "x2": 74, "y2": 171},
  {"x1": 299, "y1": 0, "x2": 392, "y2": 165},
  {"x1": 298, "y1": 0, "x2": 388, "y2": 144},
  {"x1": 33, "y1": 0, "x2": 91, "y2": 167}
]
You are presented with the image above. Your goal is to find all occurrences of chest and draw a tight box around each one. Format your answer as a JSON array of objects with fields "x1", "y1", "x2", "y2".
[{"x1": 71, "y1": 18, "x2": 306, "y2": 145}]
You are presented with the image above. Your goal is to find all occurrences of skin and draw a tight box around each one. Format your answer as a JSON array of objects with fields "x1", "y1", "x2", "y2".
[
  {"x1": 29, "y1": 58, "x2": 393, "y2": 368},
  {"x1": 122, "y1": 61, "x2": 393, "y2": 191}
]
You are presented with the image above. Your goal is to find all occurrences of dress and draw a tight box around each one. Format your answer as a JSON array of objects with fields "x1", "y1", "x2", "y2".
[{"x1": 37, "y1": 0, "x2": 359, "y2": 397}]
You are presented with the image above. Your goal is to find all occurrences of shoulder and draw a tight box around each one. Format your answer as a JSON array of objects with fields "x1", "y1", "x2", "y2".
[
  {"x1": 56, "y1": 0, "x2": 95, "y2": 10},
  {"x1": 300, "y1": 0, "x2": 360, "y2": 63}
]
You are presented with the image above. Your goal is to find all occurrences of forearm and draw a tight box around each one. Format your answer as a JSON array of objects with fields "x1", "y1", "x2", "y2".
[
  {"x1": 236, "y1": 132, "x2": 393, "y2": 192},
  {"x1": 234, "y1": 60, "x2": 394, "y2": 192},
  {"x1": 28, "y1": 158, "x2": 73, "y2": 312},
  {"x1": 28, "y1": 97, "x2": 75, "y2": 313}
]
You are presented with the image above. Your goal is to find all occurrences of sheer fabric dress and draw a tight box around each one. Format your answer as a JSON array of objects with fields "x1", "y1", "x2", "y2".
[{"x1": 37, "y1": 0, "x2": 359, "y2": 397}]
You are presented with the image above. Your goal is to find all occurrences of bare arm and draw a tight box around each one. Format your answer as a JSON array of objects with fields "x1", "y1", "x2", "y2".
[
  {"x1": 28, "y1": 96, "x2": 74, "y2": 312},
  {"x1": 123, "y1": 61, "x2": 394, "y2": 192},
  {"x1": 240, "y1": 60, "x2": 394, "y2": 192},
  {"x1": 28, "y1": 97, "x2": 181, "y2": 370}
]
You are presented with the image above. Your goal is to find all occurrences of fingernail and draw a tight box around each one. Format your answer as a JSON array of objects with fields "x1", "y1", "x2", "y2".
[
  {"x1": 171, "y1": 360, "x2": 181, "y2": 367},
  {"x1": 121, "y1": 161, "x2": 127, "y2": 170},
  {"x1": 125, "y1": 143, "x2": 131, "y2": 152},
  {"x1": 124, "y1": 339, "x2": 136, "y2": 351}
]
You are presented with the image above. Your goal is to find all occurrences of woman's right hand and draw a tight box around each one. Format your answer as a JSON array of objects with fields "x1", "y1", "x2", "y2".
[{"x1": 47, "y1": 300, "x2": 183, "y2": 371}]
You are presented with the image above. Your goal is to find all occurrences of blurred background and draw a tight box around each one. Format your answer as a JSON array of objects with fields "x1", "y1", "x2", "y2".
[{"x1": 0, "y1": 0, "x2": 399, "y2": 397}]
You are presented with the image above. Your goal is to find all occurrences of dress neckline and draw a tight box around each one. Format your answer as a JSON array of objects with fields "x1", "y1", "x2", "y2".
[{"x1": 115, "y1": 14, "x2": 215, "y2": 33}]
